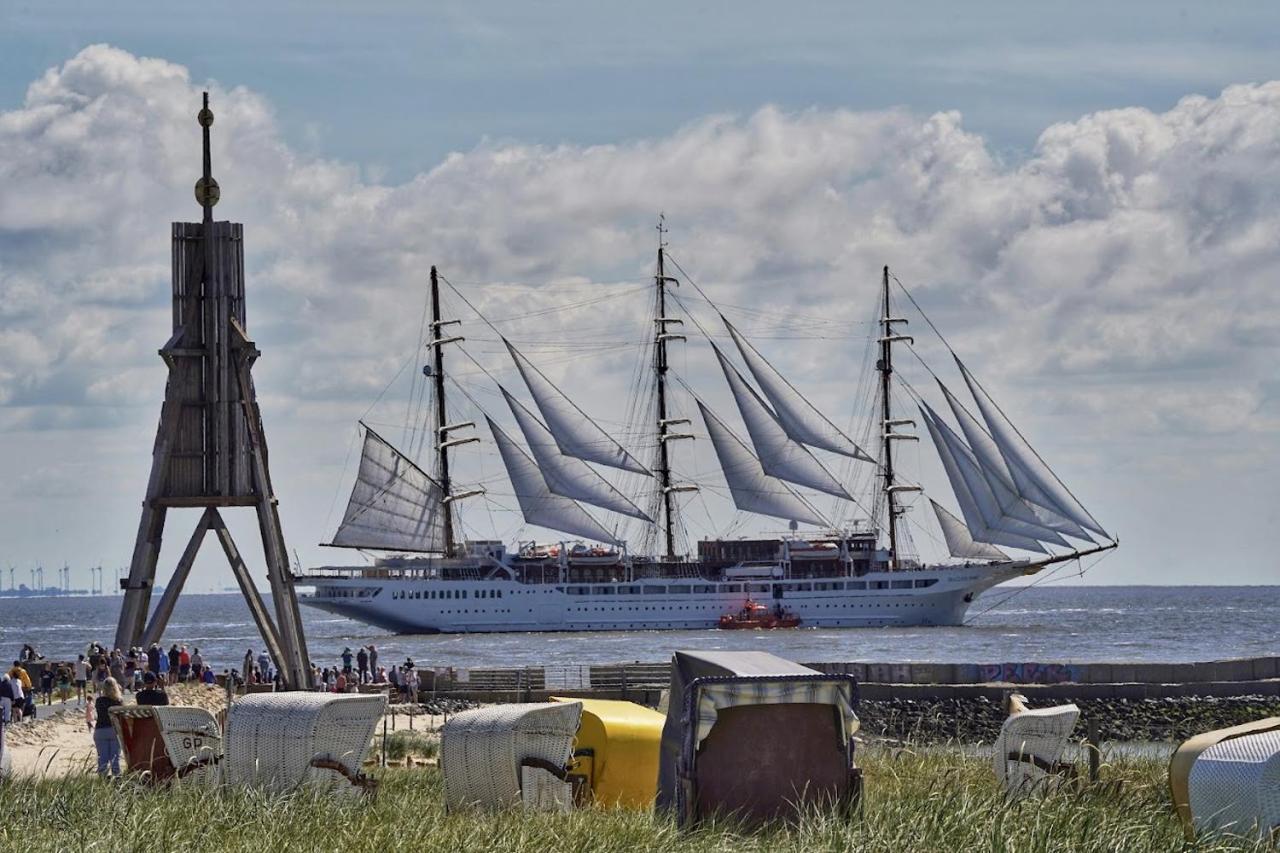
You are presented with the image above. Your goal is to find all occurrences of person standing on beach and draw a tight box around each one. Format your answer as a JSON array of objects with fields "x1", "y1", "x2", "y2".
[
  {"x1": 147, "y1": 643, "x2": 161, "y2": 676},
  {"x1": 0, "y1": 672, "x2": 14, "y2": 724},
  {"x1": 368, "y1": 645, "x2": 378, "y2": 680},
  {"x1": 136, "y1": 672, "x2": 168, "y2": 706},
  {"x1": 402, "y1": 664, "x2": 419, "y2": 704},
  {"x1": 39, "y1": 666, "x2": 54, "y2": 706},
  {"x1": 190, "y1": 648, "x2": 203, "y2": 681},
  {"x1": 257, "y1": 650, "x2": 270, "y2": 681},
  {"x1": 73, "y1": 655, "x2": 88, "y2": 706},
  {"x1": 340, "y1": 647, "x2": 353, "y2": 677},
  {"x1": 167, "y1": 645, "x2": 180, "y2": 686},
  {"x1": 86, "y1": 677, "x2": 123, "y2": 777},
  {"x1": 178, "y1": 645, "x2": 191, "y2": 682},
  {"x1": 356, "y1": 647, "x2": 369, "y2": 684},
  {"x1": 8, "y1": 663, "x2": 32, "y2": 721}
]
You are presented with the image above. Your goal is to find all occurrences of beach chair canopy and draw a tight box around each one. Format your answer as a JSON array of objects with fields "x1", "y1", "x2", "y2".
[
  {"x1": 441, "y1": 701, "x2": 583, "y2": 811},
  {"x1": 223, "y1": 692, "x2": 385, "y2": 793},
  {"x1": 1176, "y1": 723, "x2": 1280, "y2": 841},
  {"x1": 992, "y1": 701, "x2": 1079, "y2": 798},
  {"x1": 656, "y1": 650, "x2": 860, "y2": 827},
  {"x1": 1170, "y1": 717, "x2": 1280, "y2": 839},
  {"x1": 550, "y1": 696, "x2": 664, "y2": 808}
]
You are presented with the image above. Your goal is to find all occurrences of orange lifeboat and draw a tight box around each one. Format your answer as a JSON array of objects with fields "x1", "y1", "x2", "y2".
[{"x1": 717, "y1": 600, "x2": 801, "y2": 630}]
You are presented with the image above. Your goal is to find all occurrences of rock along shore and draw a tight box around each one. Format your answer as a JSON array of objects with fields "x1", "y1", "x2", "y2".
[{"x1": 856, "y1": 694, "x2": 1280, "y2": 743}]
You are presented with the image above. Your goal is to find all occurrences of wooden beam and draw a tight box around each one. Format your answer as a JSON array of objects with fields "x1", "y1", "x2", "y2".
[
  {"x1": 155, "y1": 495, "x2": 263, "y2": 508},
  {"x1": 141, "y1": 507, "x2": 214, "y2": 647},
  {"x1": 234, "y1": 353, "x2": 310, "y2": 690},
  {"x1": 207, "y1": 509, "x2": 287, "y2": 673}
]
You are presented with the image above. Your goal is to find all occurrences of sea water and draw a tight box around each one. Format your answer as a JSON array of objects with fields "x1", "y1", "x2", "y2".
[{"x1": 0, "y1": 585, "x2": 1275, "y2": 672}]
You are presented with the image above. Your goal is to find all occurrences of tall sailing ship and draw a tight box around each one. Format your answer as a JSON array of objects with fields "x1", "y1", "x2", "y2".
[{"x1": 299, "y1": 231, "x2": 1115, "y2": 633}]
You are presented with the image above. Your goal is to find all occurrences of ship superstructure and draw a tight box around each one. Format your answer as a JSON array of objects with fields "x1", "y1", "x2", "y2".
[{"x1": 300, "y1": 228, "x2": 1115, "y2": 633}]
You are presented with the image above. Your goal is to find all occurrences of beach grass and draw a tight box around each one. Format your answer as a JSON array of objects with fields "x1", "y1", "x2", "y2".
[{"x1": 0, "y1": 745, "x2": 1272, "y2": 852}]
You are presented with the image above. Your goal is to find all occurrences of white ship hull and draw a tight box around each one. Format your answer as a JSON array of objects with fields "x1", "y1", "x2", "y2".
[{"x1": 300, "y1": 562, "x2": 1026, "y2": 634}]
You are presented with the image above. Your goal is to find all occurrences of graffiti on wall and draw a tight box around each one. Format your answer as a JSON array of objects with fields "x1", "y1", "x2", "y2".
[{"x1": 979, "y1": 662, "x2": 1082, "y2": 684}]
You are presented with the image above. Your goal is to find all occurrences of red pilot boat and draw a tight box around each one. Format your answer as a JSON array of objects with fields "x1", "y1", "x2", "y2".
[{"x1": 718, "y1": 600, "x2": 802, "y2": 630}]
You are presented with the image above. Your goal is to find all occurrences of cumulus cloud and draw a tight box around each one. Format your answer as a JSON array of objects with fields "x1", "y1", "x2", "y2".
[{"x1": 1, "y1": 45, "x2": 1277, "y2": 578}]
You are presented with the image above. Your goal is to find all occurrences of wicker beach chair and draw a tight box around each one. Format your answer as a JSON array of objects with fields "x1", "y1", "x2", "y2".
[
  {"x1": 656, "y1": 651, "x2": 862, "y2": 828},
  {"x1": 1171, "y1": 722, "x2": 1280, "y2": 841},
  {"x1": 222, "y1": 692, "x2": 385, "y2": 794},
  {"x1": 109, "y1": 705, "x2": 222, "y2": 783},
  {"x1": 992, "y1": 695, "x2": 1079, "y2": 798},
  {"x1": 440, "y1": 701, "x2": 583, "y2": 811}
]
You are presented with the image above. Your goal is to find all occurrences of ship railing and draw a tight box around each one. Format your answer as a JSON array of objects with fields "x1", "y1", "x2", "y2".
[{"x1": 299, "y1": 565, "x2": 443, "y2": 581}]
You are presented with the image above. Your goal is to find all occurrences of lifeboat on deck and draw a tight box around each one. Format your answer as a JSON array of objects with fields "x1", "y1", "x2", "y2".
[{"x1": 717, "y1": 600, "x2": 801, "y2": 630}]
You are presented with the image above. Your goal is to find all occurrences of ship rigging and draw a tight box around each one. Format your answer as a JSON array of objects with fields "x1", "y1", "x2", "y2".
[{"x1": 302, "y1": 224, "x2": 1116, "y2": 634}]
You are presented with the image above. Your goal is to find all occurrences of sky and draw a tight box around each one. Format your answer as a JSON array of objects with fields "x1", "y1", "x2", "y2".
[{"x1": 1, "y1": 3, "x2": 1278, "y2": 593}]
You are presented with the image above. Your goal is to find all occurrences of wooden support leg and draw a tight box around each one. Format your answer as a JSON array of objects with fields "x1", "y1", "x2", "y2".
[
  {"x1": 255, "y1": 500, "x2": 309, "y2": 689},
  {"x1": 142, "y1": 508, "x2": 215, "y2": 647},
  {"x1": 233, "y1": 356, "x2": 310, "y2": 690},
  {"x1": 208, "y1": 509, "x2": 287, "y2": 674},
  {"x1": 116, "y1": 502, "x2": 167, "y2": 651}
]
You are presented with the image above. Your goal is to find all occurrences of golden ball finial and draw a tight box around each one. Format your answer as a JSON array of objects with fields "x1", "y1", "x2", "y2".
[{"x1": 195, "y1": 176, "x2": 220, "y2": 207}]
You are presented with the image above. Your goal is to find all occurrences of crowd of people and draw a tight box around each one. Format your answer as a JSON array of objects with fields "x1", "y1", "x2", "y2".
[
  {"x1": 4, "y1": 640, "x2": 431, "y2": 777},
  {"x1": 308, "y1": 644, "x2": 421, "y2": 702}
]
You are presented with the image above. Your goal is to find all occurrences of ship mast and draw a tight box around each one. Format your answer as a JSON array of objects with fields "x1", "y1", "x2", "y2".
[
  {"x1": 653, "y1": 218, "x2": 694, "y2": 559},
  {"x1": 878, "y1": 265, "x2": 918, "y2": 568},
  {"x1": 429, "y1": 266, "x2": 455, "y2": 555},
  {"x1": 655, "y1": 227, "x2": 677, "y2": 558}
]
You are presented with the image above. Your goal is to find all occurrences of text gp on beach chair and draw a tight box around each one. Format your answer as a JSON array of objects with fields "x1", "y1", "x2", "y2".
[
  {"x1": 1170, "y1": 717, "x2": 1280, "y2": 842},
  {"x1": 993, "y1": 693, "x2": 1079, "y2": 798},
  {"x1": 441, "y1": 701, "x2": 583, "y2": 812},
  {"x1": 656, "y1": 650, "x2": 862, "y2": 828},
  {"x1": 109, "y1": 705, "x2": 222, "y2": 783}
]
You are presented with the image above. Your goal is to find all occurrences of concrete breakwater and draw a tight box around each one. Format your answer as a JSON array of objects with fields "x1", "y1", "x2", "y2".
[
  {"x1": 426, "y1": 654, "x2": 1280, "y2": 696},
  {"x1": 422, "y1": 654, "x2": 1280, "y2": 742}
]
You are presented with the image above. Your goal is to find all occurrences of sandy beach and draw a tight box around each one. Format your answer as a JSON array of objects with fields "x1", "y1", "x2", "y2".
[{"x1": 2, "y1": 684, "x2": 451, "y2": 779}]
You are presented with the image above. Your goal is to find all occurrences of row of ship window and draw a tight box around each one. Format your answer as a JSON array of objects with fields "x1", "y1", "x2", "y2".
[
  {"x1": 383, "y1": 578, "x2": 940, "y2": 601},
  {"x1": 391, "y1": 588, "x2": 505, "y2": 601},
  {"x1": 560, "y1": 579, "x2": 939, "y2": 595}
]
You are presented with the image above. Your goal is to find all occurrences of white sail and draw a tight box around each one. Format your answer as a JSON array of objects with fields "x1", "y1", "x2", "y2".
[
  {"x1": 723, "y1": 316, "x2": 875, "y2": 462},
  {"x1": 330, "y1": 426, "x2": 448, "y2": 553},
  {"x1": 939, "y1": 382, "x2": 1091, "y2": 541},
  {"x1": 958, "y1": 359, "x2": 1109, "y2": 539},
  {"x1": 924, "y1": 402, "x2": 1066, "y2": 546},
  {"x1": 919, "y1": 405, "x2": 1047, "y2": 553},
  {"x1": 931, "y1": 499, "x2": 1009, "y2": 561},
  {"x1": 505, "y1": 339, "x2": 651, "y2": 476},
  {"x1": 697, "y1": 400, "x2": 830, "y2": 527},
  {"x1": 487, "y1": 417, "x2": 623, "y2": 545},
  {"x1": 500, "y1": 386, "x2": 652, "y2": 523},
  {"x1": 711, "y1": 343, "x2": 853, "y2": 500}
]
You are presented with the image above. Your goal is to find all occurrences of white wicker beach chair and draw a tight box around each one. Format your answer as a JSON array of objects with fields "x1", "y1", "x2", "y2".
[
  {"x1": 993, "y1": 698, "x2": 1079, "y2": 798},
  {"x1": 1186, "y1": 730, "x2": 1280, "y2": 841},
  {"x1": 441, "y1": 701, "x2": 582, "y2": 811},
  {"x1": 222, "y1": 693, "x2": 386, "y2": 794},
  {"x1": 154, "y1": 706, "x2": 223, "y2": 783}
]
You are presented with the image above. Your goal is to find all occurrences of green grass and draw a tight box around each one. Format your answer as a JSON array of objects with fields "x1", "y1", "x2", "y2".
[{"x1": 0, "y1": 746, "x2": 1273, "y2": 852}]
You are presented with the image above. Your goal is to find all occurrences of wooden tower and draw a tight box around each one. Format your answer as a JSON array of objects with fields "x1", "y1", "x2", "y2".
[{"x1": 114, "y1": 94, "x2": 311, "y2": 689}]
